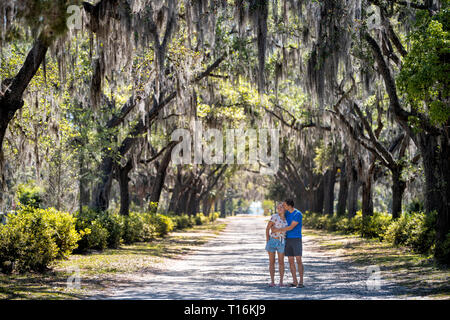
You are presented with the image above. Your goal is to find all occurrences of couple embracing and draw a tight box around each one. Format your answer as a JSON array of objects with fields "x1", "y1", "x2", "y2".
[{"x1": 265, "y1": 199, "x2": 304, "y2": 288}]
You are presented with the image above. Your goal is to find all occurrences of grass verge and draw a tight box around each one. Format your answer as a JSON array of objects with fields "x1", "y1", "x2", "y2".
[{"x1": 303, "y1": 228, "x2": 450, "y2": 299}]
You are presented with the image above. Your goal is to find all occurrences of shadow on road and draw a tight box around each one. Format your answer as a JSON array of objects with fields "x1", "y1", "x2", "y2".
[{"x1": 98, "y1": 216, "x2": 413, "y2": 300}]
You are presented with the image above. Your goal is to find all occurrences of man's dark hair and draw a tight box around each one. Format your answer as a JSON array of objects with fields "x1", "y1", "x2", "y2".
[{"x1": 284, "y1": 199, "x2": 295, "y2": 207}]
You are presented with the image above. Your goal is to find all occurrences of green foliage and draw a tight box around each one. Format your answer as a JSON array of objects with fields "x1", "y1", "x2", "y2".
[
  {"x1": 348, "y1": 213, "x2": 363, "y2": 234},
  {"x1": 120, "y1": 211, "x2": 159, "y2": 243},
  {"x1": 147, "y1": 214, "x2": 174, "y2": 237},
  {"x1": 170, "y1": 212, "x2": 218, "y2": 229},
  {"x1": 359, "y1": 212, "x2": 392, "y2": 240},
  {"x1": 134, "y1": 213, "x2": 155, "y2": 242},
  {"x1": 37, "y1": 207, "x2": 80, "y2": 259},
  {"x1": 16, "y1": 182, "x2": 44, "y2": 208},
  {"x1": 266, "y1": 180, "x2": 290, "y2": 202},
  {"x1": 303, "y1": 212, "x2": 330, "y2": 230},
  {"x1": 121, "y1": 212, "x2": 146, "y2": 244},
  {"x1": 405, "y1": 198, "x2": 425, "y2": 214},
  {"x1": 209, "y1": 212, "x2": 220, "y2": 222},
  {"x1": 0, "y1": 209, "x2": 56, "y2": 273},
  {"x1": 304, "y1": 211, "x2": 391, "y2": 240},
  {"x1": 13, "y1": 0, "x2": 82, "y2": 41},
  {"x1": 325, "y1": 215, "x2": 345, "y2": 232},
  {"x1": 303, "y1": 212, "x2": 342, "y2": 231},
  {"x1": 435, "y1": 232, "x2": 450, "y2": 263},
  {"x1": 313, "y1": 141, "x2": 334, "y2": 174},
  {"x1": 141, "y1": 220, "x2": 157, "y2": 241},
  {"x1": 99, "y1": 212, "x2": 123, "y2": 249},
  {"x1": 74, "y1": 208, "x2": 125, "y2": 250},
  {"x1": 385, "y1": 211, "x2": 437, "y2": 254},
  {"x1": 305, "y1": 209, "x2": 442, "y2": 258},
  {"x1": 397, "y1": 8, "x2": 450, "y2": 126},
  {"x1": 194, "y1": 213, "x2": 209, "y2": 226},
  {"x1": 0, "y1": 206, "x2": 80, "y2": 273},
  {"x1": 74, "y1": 208, "x2": 212, "y2": 251},
  {"x1": 74, "y1": 208, "x2": 109, "y2": 252},
  {"x1": 79, "y1": 220, "x2": 108, "y2": 252},
  {"x1": 170, "y1": 214, "x2": 194, "y2": 230},
  {"x1": 262, "y1": 200, "x2": 274, "y2": 216},
  {"x1": 197, "y1": 78, "x2": 261, "y2": 122},
  {"x1": 335, "y1": 217, "x2": 356, "y2": 234},
  {"x1": 148, "y1": 202, "x2": 158, "y2": 214}
]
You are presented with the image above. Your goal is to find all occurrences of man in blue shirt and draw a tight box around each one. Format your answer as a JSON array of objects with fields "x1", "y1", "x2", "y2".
[{"x1": 273, "y1": 199, "x2": 304, "y2": 288}]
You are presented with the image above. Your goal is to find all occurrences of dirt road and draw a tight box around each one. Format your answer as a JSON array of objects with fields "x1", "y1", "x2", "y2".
[{"x1": 100, "y1": 215, "x2": 414, "y2": 300}]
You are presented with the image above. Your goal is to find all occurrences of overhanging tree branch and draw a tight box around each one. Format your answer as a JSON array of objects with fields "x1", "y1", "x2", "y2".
[{"x1": 365, "y1": 33, "x2": 441, "y2": 137}]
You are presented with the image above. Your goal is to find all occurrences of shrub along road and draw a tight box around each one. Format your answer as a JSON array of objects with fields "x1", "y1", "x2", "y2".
[{"x1": 97, "y1": 215, "x2": 448, "y2": 300}]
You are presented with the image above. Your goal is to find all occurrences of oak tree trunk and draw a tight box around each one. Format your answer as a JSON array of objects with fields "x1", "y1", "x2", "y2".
[
  {"x1": 220, "y1": 198, "x2": 226, "y2": 217},
  {"x1": 418, "y1": 133, "x2": 450, "y2": 262},
  {"x1": 347, "y1": 160, "x2": 359, "y2": 218},
  {"x1": 148, "y1": 144, "x2": 175, "y2": 209},
  {"x1": 117, "y1": 161, "x2": 133, "y2": 216},
  {"x1": 391, "y1": 166, "x2": 406, "y2": 219},
  {"x1": 337, "y1": 161, "x2": 348, "y2": 216},
  {"x1": 311, "y1": 178, "x2": 324, "y2": 214},
  {"x1": 323, "y1": 166, "x2": 337, "y2": 215},
  {"x1": 168, "y1": 183, "x2": 181, "y2": 214},
  {"x1": 361, "y1": 175, "x2": 374, "y2": 218}
]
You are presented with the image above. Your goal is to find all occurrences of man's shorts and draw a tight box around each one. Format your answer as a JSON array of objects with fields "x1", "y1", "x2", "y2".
[
  {"x1": 265, "y1": 237, "x2": 285, "y2": 253},
  {"x1": 285, "y1": 238, "x2": 302, "y2": 257}
]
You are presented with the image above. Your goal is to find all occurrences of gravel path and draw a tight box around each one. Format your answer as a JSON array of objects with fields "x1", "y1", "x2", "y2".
[{"x1": 100, "y1": 215, "x2": 414, "y2": 300}]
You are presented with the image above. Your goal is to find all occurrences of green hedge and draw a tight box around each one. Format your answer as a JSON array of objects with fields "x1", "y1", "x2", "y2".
[
  {"x1": 359, "y1": 212, "x2": 392, "y2": 239},
  {"x1": 121, "y1": 211, "x2": 146, "y2": 244},
  {"x1": 209, "y1": 212, "x2": 220, "y2": 222},
  {"x1": 0, "y1": 205, "x2": 222, "y2": 273},
  {"x1": 16, "y1": 182, "x2": 44, "y2": 209},
  {"x1": 0, "y1": 206, "x2": 80, "y2": 273},
  {"x1": 120, "y1": 212, "x2": 171, "y2": 244},
  {"x1": 384, "y1": 211, "x2": 437, "y2": 254},
  {"x1": 74, "y1": 208, "x2": 109, "y2": 252},
  {"x1": 304, "y1": 211, "x2": 391, "y2": 240},
  {"x1": 36, "y1": 207, "x2": 81, "y2": 259},
  {"x1": 99, "y1": 212, "x2": 123, "y2": 248},
  {"x1": 168, "y1": 212, "x2": 220, "y2": 230},
  {"x1": 147, "y1": 213, "x2": 174, "y2": 237},
  {"x1": 170, "y1": 214, "x2": 194, "y2": 230},
  {"x1": 75, "y1": 209, "x2": 218, "y2": 250},
  {"x1": 194, "y1": 213, "x2": 209, "y2": 226},
  {"x1": 303, "y1": 210, "x2": 446, "y2": 258}
]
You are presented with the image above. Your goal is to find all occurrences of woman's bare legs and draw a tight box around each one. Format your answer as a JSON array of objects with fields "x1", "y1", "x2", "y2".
[
  {"x1": 268, "y1": 251, "x2": 276, "y2": 285},
  {"x1": 277, "y1": 252, "x2": 285, "y2": 286}
]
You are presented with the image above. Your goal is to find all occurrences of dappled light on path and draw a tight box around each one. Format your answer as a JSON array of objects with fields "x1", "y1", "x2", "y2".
[{"x1": 99, "y1": 216, "x2": 413, "y2": 300}]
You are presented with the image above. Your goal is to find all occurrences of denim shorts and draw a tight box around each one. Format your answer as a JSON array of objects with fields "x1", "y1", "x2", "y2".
[{"x1": 265, "y1": 237, "x2": 285, "y2": 253}]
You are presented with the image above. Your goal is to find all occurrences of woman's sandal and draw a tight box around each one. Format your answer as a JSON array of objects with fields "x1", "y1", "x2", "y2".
[
  {"x1": 288, "y1": 283, "x2": 298, "y2": 287},
  {"x1": 296, "y1": 284, "x2": 304, "y2": 288},
  {"x1": 268, "y1": 283, "x2": 276, "y2": 287}
]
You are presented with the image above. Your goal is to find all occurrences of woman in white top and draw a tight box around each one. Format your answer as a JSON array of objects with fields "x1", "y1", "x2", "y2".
[{"x1": 265, "y1": 203, "x2": 288, "y2": 287}]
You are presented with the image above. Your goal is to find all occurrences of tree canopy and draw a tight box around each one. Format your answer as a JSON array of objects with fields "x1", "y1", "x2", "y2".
[{"x1": 0, "y1": 0, "x2": 448, "y2": 262}]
